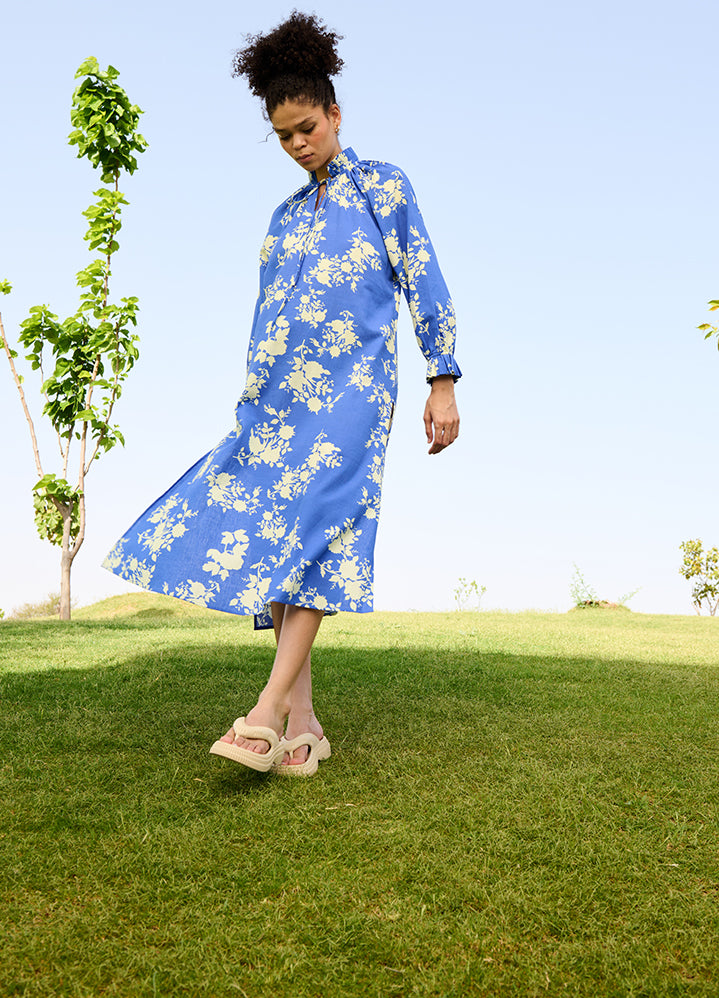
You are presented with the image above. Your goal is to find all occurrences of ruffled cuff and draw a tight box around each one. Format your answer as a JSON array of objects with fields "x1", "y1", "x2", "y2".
[{"x1": 426, "y1": 354, "x2": 462, "y2": 384}]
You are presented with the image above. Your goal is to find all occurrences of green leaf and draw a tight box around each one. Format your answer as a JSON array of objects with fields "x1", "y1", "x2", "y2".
[
  {"x1": 32, "y1": 475, "x2": 83, "y2": 545},
  {"x1": 0, "y1": 279, "x2": 12, "y2": 295},
  {"x1": 74, "y1": 57, "x2": 100, "y2": 79}
]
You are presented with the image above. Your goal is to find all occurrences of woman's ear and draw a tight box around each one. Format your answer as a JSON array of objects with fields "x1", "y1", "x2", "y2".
[{"x1": 328, "y1": 103, "x2": 342, "y2": 133}]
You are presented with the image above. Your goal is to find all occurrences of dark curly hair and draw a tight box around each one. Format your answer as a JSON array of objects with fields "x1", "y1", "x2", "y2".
[{"x1": 232, "y1": 11, "x2": 344, "y2": 118}]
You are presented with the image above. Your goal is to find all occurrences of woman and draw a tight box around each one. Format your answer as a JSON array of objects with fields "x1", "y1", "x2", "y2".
[{"x1": 103, "y1": 12, "x2": 461, "y2": 775}]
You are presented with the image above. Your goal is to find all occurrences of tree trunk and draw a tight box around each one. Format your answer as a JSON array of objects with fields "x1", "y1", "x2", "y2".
[
  {"x1": 59, "y1": 508, "x2": 74, "y2": 621},
  {"x1": 60, "y1": 548, "x2": 72, "y2": 620}
]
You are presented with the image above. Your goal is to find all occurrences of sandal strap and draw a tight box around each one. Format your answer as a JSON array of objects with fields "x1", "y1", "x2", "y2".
[
  {"x1": 231, "y1": 716, "x2": 280, "y2": 749},
  {"x1": 282, "y1": 733, "x2": 321, "y2": 756}
]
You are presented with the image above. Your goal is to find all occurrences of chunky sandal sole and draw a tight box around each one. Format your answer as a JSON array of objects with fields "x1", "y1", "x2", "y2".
[
  {"x1": 274, "y1": 734, "x2": 331, "y2": 777},
  {"x1": 209, "y1": 716, "x2": 285, "y2": 773}
]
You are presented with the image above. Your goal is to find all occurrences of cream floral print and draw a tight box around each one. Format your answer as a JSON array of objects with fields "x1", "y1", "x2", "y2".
[{"x1": 103, "y1": 148, "x2": 461, "y2": 628}]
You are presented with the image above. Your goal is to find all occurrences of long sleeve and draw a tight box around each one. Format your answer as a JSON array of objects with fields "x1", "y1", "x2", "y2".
[{"x1": 356, "y1": 163, "x2": 462, "y2": 383}]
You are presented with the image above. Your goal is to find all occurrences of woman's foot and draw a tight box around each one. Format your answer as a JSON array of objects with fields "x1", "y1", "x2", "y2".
[
  {"x1": 219, "y1": 698, "x2": 288, "y2": 756},
  {"x1": 280, "y1": 708, "x2": 324, "y2": 767}
]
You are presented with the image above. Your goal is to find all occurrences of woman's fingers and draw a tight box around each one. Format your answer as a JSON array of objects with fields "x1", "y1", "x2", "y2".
[
  {"x1": 423, "y1": 400, "x2": 434, "y2": 444},
  {"x1": 424, "y1": 395, "x2": 460, "y2": 454}
]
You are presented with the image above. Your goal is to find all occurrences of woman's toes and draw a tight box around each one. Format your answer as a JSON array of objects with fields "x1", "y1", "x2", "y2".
[
  {"x1": 281, "y1": 744, "x2": 311, "y2": 767},
  {"x1": 219, "y1": 728, "x2": 270, "y2": 754},
  {"x1": 239, "y1": 735, "x2": 270, "y2": 754}
]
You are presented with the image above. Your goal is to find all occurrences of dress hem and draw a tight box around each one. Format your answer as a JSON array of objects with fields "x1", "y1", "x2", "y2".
[{"x1": 101, "y1": 560, "x2": 372, "y2": 629}]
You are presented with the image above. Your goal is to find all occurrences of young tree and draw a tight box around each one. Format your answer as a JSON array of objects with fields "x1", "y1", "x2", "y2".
[
  {"x1": 0, "y1": 58, "x2": 147, "y2": 620},
  {"x1": 679, "y1": 539, "x2": 719, "y2": 616},
  {"x1": 698, "y1": 299, "x2": 719, "y2": 349}
]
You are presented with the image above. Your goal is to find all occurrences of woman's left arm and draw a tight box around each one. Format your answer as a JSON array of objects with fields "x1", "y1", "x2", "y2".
[{"x1": 359, "y1": 163, "x2": 462, "y2": 453}]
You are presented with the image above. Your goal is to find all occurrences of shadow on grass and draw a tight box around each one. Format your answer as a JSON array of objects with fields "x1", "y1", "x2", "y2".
[
  {"x1": 133, "y1": 607, "x2": 177, "y2": 620},
  {"x1": 2, "y1": 623, "x2": 718, "y2": 808},
  {"x1": 3, "y1": 617, "x2": 719, "y2": 998}
]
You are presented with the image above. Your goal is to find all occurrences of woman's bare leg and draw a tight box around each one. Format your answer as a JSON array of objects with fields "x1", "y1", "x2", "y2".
[
  {"x1": 221, "y1": 602, "x2": 323, "y2": 755},
  {"x1": 281, "y1": 640, "x2": 325, "y2": 766},
  {"x1": 269, "y1": 602, "x2": 324, "y2": 766}
]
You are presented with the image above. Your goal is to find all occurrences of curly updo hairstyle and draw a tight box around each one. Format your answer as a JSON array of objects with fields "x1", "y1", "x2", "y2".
[{"x1": 232, "y1": 10, "x2": 343, "y2": 119}]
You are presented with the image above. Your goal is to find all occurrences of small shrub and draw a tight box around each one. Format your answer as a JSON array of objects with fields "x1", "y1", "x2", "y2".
[
  {"x1": 10, "y1": 592, "x2": 62, "y2": 620},
  {"x1": 569, "y1": 564, "x2": 598, "y2": 607},
  {"x1": 679, "y1": 539, "x2": 719, "y2": 615},
  {"x1": 569, "y1": 564, "x2": 639, "y2": 610},
  {"x1": 453, "y1": 577, "x2": 486, "y2": 611}
]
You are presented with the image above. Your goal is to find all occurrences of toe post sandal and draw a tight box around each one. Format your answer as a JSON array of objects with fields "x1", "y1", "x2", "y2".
[
  {"x1": 209, "y1": 716, "x2": 286, "y2": 773},
  {"x1": 274, "y1": 733, "x2": 331, "y2": 777}
]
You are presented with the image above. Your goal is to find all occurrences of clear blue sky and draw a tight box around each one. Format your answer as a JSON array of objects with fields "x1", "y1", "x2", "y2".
[{"x1": 1, "y1": 0, "x2": 718, "y2": 616}]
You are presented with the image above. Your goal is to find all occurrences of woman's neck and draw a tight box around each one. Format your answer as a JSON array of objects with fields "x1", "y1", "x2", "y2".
[{"x1": 315, "y1": 144, "x2": 342, "y2": 182}]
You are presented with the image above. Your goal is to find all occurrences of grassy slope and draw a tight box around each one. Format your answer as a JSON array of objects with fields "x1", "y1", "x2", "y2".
[{"x1": 1, "y1": 595, "x2": 718, "y2": 997}]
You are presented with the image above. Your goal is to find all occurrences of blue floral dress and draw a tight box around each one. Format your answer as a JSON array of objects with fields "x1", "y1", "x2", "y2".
[{"x1": 103, "y1": 147, "x2": 462, "y2": 627}]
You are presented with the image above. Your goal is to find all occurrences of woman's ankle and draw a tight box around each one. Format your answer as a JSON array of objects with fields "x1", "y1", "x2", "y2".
[
  {"x1": 285, "y1": 706, "x2": 323, "y2": 738},
  {"x1": 246, "y1": 694, "x2": 290, "y2": 735}
]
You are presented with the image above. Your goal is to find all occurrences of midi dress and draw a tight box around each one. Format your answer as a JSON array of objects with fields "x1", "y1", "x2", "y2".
[{"x1": 103, "y1": 147, "x2": 462, "y2": 628}]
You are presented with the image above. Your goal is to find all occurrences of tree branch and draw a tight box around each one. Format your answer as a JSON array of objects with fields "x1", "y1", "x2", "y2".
[
  {"x1": 62, "y1": 431, "x2": 72, "y2": 480},
  {"x1": 38, "y1": 356, "x2": 66, "y2": 461},
  {"x1": 70, "y1": 488, "x2": 86, "y2": 560},
  {"x1": 84, "y1": 318, "x2": 121, "y2": 475},
  {"x1": 0, "y1": 310, "x2": 44, "y2": 479},
  {"x1": 82, "y1": 169, "x2": 121, "y2": 477}
]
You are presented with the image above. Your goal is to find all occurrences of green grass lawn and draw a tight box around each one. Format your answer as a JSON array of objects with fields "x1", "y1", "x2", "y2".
[{"x1": 1, "y1": 595, "x2": 718, "y2": 997}]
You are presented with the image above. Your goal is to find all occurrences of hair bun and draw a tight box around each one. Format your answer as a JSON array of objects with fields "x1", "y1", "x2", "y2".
[{"x1": 234, "y1": 11, "x2": 344, "y2": 100}]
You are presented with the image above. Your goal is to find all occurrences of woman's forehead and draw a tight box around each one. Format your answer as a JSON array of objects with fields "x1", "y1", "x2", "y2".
[{"x1": 270, "y1": 100, "x2": 323, "y2": 129}]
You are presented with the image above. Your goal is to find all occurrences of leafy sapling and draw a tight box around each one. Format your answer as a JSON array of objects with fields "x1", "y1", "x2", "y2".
[
  {"x1": 453, "y1": 577, "x2": 487, "y2": 612},
  {"x1": 698, "y1": 299, "x2": 719, "y2": 350},
  {"x1": 679, "y1": 539, "x2": 719, "y2": 616},
  {"x1": 0, "y1": 59, "x2": 147, "y2": 620}
]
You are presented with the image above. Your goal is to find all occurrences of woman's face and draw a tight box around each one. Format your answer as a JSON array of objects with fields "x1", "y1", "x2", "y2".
[{"x1": 270, "y1": 99, "x2": 342, "y2": 179}]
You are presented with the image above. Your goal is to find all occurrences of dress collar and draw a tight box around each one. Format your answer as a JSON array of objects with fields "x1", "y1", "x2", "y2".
[{"x1": 311, "y1": 146, "x2": 358, "y2": 183}]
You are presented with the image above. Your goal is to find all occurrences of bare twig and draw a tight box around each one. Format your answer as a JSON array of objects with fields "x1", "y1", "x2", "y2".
[
  {"x1": 39, "y1": 357, "x2": 66, "y2": 461},
  {"x1": 0, "y1": 310, "x2": 44, "y2": 479},
  {"x1": 61, "y1": 431, "x2": 72, "y2": 480}
]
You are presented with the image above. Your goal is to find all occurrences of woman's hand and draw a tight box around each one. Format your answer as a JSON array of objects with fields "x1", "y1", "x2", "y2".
[{"x1": 423, "y1": 375, "x2": 460, "y2": 455}]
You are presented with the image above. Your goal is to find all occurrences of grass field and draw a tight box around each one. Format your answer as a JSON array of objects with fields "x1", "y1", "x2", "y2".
[{"x1": 1, "y1": 595, "x2": 718, "y2": 997}]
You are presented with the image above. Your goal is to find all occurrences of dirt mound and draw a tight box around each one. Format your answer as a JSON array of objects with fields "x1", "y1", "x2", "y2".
[{"x1": 569, "y1": 600, "x2": 630, "y2": 612}]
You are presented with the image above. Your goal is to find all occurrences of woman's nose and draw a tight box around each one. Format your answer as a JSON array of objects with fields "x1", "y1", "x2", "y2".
[{"x1": 292, "y1": 133, "x2": 306, "y2": 149}]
